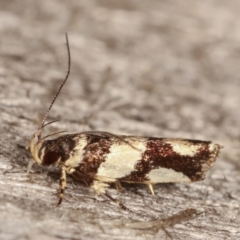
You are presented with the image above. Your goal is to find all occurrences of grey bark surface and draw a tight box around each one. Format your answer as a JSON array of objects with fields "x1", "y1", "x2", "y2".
[{"x1": 0, "y1": 1, "x2": 240, "y2": 239}]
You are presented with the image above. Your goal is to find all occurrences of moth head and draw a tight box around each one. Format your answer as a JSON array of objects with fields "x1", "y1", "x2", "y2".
[{"x1": 28, "y1": 121, "x2": 66, "y2": 166}]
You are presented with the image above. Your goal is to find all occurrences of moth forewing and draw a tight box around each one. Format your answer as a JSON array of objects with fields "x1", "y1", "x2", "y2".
[{"x1": 88, "y1": 136, "x2": 221, "y2": 187}]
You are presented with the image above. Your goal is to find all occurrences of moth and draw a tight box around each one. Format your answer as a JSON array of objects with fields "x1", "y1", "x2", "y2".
[{"x1": 27, "y1": 34, "x2": 221, "y2": 207}]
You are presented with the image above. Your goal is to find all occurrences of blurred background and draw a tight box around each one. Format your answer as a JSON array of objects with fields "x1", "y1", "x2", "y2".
[{"x1": 0, "y1": 1, "x2": 240, "y2": 239}]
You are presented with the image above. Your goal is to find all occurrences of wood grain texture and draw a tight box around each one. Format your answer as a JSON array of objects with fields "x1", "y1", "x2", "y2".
[{"x1": 0, "y1": 0, "x2": 240, "y2": 239}]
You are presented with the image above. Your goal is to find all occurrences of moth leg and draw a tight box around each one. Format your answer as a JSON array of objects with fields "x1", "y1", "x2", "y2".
[
  {"x1": 104, "y1": 191, "x2": 127, "y2": 210},
  {"x1": 148, "y1": 183, "x2": 155, "y2": 196},
  {"x1": 115, "y1": 181, "x2": 123, "y2": 192},
  {"x1": 91, "y1": 180, "x2": 127, "y2": 210},
  {"x1": 27, "y1": 160, "x2": 34, "y2": 174},
  {"x1": 91, "y1": 180, "x2": 109, "y2": 194},
  {"x1": 58, "y1": 166, "x2": 67, "y2": 205}
]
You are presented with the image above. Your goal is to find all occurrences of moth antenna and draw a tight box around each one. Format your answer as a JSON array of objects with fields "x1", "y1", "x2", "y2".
[
  {"x1": 42, "y1": 119, "x2": 61, "y2": 129},
  {"x1": 37, "y1": 33, "x2": 71, "y2": 140},
  {"x1": 40, "y1": 130, "x2": 67, "y2": 141}
]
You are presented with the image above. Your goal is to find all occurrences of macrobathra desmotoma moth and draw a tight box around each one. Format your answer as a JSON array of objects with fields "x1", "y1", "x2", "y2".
[{"x1": 27, "y1": 34, "x2": 221, "y2": 207}]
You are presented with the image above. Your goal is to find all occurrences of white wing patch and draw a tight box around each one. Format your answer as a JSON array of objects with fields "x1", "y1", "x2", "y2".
[
  {"x1": 147, "y1": 168, "x2": 191, "y2": 183},
  {"x1": 165, "y1": 139, "x2": 201, "y2": 157},
  {"x1": 65, "y1": 135, "x2": 88, "y2": 168},
  {"x1": 96, "y1": 139, "x2": 146, "y2": 181}
]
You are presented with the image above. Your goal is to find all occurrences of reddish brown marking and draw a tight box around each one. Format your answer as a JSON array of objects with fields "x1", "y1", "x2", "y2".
[
  {"x1": 120, "y1": 138, "x2": 216, "y2": 182},
  {"x1": 72, "y1": 134, "x2": 112, "y2": 185}
]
